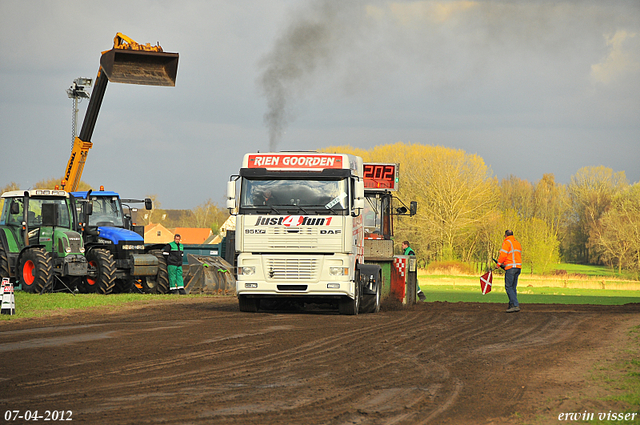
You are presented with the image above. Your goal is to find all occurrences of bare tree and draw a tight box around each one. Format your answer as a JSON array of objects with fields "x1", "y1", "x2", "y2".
[
  {"x1": 592, "y1": 183, "x2": 640, "y2": 274},
  {"x1": 568, "y1": 166, "x2": 627, "y2": 263},
  {"x1": 533, "y1": 173, "x2": 570, "y2": 240},
  {"x1": 33, "y1": 176, "x2": 92, "y2": 191},
  {"x1": 500, "y1": 175, "x2": 535, "y2": 219},
  {"x1": 140, "y1": 194, "x2": 168, "y2": 226},
  {"x1": 180, "y1": 199, "x2": 228, "y2": 234},
  {"x1": 1, "y1": 182, "x2": 20, "y2": 193}
]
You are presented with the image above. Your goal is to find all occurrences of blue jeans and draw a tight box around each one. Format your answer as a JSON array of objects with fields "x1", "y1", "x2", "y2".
[{"x1": 505, "y1": 268, "x2": 521, "y2": 307}]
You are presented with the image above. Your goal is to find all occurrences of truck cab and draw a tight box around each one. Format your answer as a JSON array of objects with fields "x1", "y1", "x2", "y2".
[{"x1": 228, "y1": 152, "x2": 382, "y2": 315}]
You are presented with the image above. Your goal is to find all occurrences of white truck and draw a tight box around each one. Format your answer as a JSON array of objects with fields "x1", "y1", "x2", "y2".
[{"x1": 227, "y1": 152, "x2": 382, "y2": 315}]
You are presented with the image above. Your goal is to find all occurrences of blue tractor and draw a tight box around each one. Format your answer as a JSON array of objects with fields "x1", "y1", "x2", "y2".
[{"x1": 71, "y1": 189, "x2": 169, "y2": 294}]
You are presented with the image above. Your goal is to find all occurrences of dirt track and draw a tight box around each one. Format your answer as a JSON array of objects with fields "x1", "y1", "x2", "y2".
[{"x1": 1, "y1": 298, "x2": 639, "y2": 424}]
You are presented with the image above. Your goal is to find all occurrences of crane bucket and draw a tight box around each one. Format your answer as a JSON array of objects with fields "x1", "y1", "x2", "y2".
[{"x1": 100, "y1": 49, "x2": 179, "y2": 86}]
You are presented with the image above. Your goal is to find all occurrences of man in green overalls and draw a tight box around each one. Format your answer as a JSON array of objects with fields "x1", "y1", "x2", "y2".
[
  {"x1": 402, "y1": 240, "x2": 426, "y2": 301},
  {"x1": 163, "y1": 234, "x2": 185, "y2": 294}
]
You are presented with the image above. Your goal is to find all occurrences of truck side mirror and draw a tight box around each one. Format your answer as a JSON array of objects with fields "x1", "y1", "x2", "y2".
[
  {"x1": 144, "y1": 198, "x2": 153, "y2": 210},
  {"x1": 410, "y1": 201, "x2": 417, "y2": 216},
  {"x1": 41, "y1": 203, "x2": 58, "y2": 227},
  {"x1": 355, "y1": 180, "x2": 364, "y2": 199},
  {"x1": 351, "y1": 180, "x2": 365, "y2": 215},
  {"x1": 226, "y1": 181, "x2": 236, "y2": 211},
  {"x1": 227, "y1": 181, "x2": 236, "y2": 200},
  {"x1": 10, "y1": 201, "x2": 19, "y2": 215}
]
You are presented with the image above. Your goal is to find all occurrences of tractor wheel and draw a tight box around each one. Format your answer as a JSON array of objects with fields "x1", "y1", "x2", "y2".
[
  {"x1": 19, "y1": 248, "x2": 53, "y2": 294},
  {"x1": 141, "y1": 250, "x2": 169, "y2": 294},
  {"x1": 113, "y1": 278, "x2": 134, "y2": 293},
  {"x1": 81, "y1": 249, "x2": 116, "y2": 295},
  {"x1": 339, "y1": 270, "x2": 361, "y2": 315},
  {"x1": 0, "y1": 245, "x2": 10, "y2": 280}
]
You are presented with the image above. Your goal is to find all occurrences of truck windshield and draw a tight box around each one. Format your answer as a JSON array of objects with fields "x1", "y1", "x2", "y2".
[
  {"x1": 240, "y1": 179, "x2": 349, "y2": 214},
  {"x1": 87, "y1": 196, "x2": 124, "y2": 227}
]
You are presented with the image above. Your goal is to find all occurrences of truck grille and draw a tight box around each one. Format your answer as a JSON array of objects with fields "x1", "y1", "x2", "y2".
[
  {"x1": 244, "y1": 226, "x2": 342, "y2": 251},
  {"x1": 266, "y1": 258, "x2": 318, "y2": 280}
]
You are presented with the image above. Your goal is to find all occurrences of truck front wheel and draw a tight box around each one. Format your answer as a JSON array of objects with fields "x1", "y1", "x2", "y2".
[
  {"x1": 19, "y1": 248, "x2": 53, "y2": 294},
  {"x1": 81, "y1": 249, "x2": 116, "y2": 295},
  {"x1": 361, "y1": 270, "x2": 382, "y2": 314},
  {"x1": 339, "y1": 271, "x2": 361, "y2": 315},
  {"x1": 238, "y1": 296, "x2": 259, "y2": 312}
]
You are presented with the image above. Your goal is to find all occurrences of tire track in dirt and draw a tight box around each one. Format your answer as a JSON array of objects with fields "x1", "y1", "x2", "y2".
[
  {"x1": 4, "y1": 314, "x2": 416, "y2": 399},
  {"x1": 190, "y1": 310, "x2": 472, "y2": 424},
  {"x1": 4, "y1": 302, "x2": 636, "y2": 425},
  {"x1": 65, "y1": 309, "x2": 546, "y2": 424},
  {"x1": 6, "y1": 310, "x2": 458, "y2": 424}
]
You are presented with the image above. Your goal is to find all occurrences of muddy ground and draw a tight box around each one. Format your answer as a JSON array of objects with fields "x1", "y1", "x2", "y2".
[{"x1": 1, "y1": 298, "x2": 639, "y2": 424}]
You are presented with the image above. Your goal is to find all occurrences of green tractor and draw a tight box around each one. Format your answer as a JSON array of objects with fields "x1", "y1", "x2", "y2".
[{"x1": 0, "y1": 190, "x2": 88, "y2": 293}]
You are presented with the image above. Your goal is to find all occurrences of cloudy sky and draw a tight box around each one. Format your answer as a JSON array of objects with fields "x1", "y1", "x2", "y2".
[{"x1": 1, "y1": 0, "x2": 638, "y2": 209}]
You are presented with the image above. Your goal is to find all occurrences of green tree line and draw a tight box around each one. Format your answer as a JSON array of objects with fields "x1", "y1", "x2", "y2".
[
  {"x1": 323, "y1": 143, "x2": 640, "y2": 277},
  {"x1": 4, "y1": 146, "x2": 639, "y2": 277}
]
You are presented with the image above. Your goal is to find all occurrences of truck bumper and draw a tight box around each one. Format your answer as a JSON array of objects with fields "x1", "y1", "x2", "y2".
[{"x1": 236, "y1": 253, "x2": 356, "y2": 300}]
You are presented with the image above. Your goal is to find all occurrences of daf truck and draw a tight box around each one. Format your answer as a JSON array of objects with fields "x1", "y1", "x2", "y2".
[{"x1": 227, "y1": 152, "x2": 382, "y2": 315}]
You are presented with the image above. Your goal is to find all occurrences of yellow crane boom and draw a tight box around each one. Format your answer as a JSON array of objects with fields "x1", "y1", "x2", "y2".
[{"x1": 62, "y1": 33, "x2": 178, "y2": 191}]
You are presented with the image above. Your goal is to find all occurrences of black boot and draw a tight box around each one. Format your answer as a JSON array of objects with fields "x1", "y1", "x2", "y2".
[{"x1": 417, "y1": 290, "x2": 426, "y2": 301}]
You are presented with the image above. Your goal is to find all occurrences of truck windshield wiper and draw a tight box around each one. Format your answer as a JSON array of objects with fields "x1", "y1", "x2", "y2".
[
  {"x1": 307, "y1": 204, "x2": 340, "y2": 214},
  {"x1": 253, "y1": 205, "x2": 281, "y2": 214}
]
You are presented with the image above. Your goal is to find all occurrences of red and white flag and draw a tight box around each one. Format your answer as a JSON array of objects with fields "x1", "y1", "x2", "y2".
[{"x1": 480, "y1": 270, "x2": 493, "y2": 295}]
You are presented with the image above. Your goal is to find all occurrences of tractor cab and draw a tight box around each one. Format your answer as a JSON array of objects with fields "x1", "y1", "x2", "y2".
[{"x1": 0, "y1": 190, "x2": 87, "y2": 293}]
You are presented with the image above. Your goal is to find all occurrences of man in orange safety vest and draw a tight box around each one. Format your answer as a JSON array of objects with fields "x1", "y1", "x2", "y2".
[{"x1": 496, "y1": 230, "x2": 522, "y2": 313}]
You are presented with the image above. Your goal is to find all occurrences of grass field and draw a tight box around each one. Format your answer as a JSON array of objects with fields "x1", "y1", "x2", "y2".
[
  {"x1": 417, "y1": 263, "x2": 640, "y2": 305},
  {"x1": 0, "y1": 292, "x2": 176, "y2": 321},
  {"x1": 419, "y1": 284, "x2": 640, "y2": 305},
  {"x1": 1, "y1": 261, "x2": 639, "y2": 321},
  {"x1": 420, "y1": 262, "x2": 640, "y2": 291},
  {"x1": 2, "y1": 278, "x2": 639, "y2": 322}
]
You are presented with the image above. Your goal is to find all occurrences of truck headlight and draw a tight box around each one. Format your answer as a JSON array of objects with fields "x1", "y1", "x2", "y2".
[
  {"x1": 79, "y1": 246, "x2": 85, "y2": 253},
  {"x1": 240, "y1": 266, "x2": 255, "y2": 276},
  {"x1": 329, "y1": 267, "x2": 348, "y2": 276}
]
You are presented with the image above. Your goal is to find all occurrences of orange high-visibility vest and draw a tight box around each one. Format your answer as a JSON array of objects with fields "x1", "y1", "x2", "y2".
[{"x1": 497, "y1": 235, "x2": 522, "y2": 270}]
